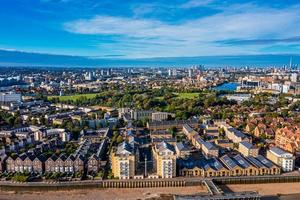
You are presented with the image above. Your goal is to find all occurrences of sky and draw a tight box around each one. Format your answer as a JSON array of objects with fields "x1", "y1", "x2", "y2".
[{"x1": 0, "y1": 0, "x2": 300, "y2": 59}]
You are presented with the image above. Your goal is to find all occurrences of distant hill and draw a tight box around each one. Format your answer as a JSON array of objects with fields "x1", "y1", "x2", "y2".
[{"x1": 0, "y1": 49, "x2": 299, "y2": 67}]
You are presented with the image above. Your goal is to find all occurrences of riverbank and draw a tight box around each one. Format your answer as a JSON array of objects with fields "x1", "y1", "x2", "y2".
[
  {"x1": 225, "y1": 183, "x2": 300, "y2": 196},
  {"x1": 0, "y1": 186, "x2": 206, "y2": 200}
]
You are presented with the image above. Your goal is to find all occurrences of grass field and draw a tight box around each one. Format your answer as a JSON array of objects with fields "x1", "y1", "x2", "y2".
[
  {"x1": 174, "y1": 92, "x2": 200, "y2": 99},
  {"x1": 154, "y1": 92, "x2": 200, "y2": 100},
  {"x1": 49, "y1": 92, "x2": 200, "y2": 102},
  {"x1": 48, "y1": 93, "x2": 100, "y2": 101}
]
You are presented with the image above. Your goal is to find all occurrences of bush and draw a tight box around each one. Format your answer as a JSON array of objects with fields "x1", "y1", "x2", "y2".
[{"x1": 12, "y1": 173, "x2": 29, "y2": 182}]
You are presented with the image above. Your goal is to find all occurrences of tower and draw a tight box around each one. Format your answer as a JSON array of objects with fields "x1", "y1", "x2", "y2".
[{"x1": 289, "y1": 56, "x2": 293, "y2": 69}]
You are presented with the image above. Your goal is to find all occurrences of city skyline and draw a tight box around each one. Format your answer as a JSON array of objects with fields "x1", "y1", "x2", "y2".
[{"x1": 1, "y1": 0, "x2": 300, "y2": 60}]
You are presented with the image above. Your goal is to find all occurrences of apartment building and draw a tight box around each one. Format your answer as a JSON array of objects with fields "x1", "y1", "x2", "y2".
[
  {"x1": 152, "y1": 141, "x2": 176, "y2": 178},
  {"x1": 111, "y1": 141, "x2": 136, "y2": 179},
  {"x1": 267, "y1": 147, "x2": 295, "y2": 172},
  {"x1": 218, "y1": 123, "x2": 250, "y2": 143},
  {"x1": 130, "y1": 110, "x2": 153, "y2": 120},
  {"x1": 151, "y1": 112, "x2": 175, "y2": 121},
  {"x1": 238, "y1": 141, "x2": 259, "y2": 157},
  {"x1": 0, "y1": 92, "x2": 22, "y2": 103},
  {"x1": 147, "y1": 119, "x2": 198, "y2": 131}
]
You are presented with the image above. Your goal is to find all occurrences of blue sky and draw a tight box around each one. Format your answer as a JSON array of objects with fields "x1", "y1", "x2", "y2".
[{"x1": 0, "y1": 0, "x2": 300, "y2": 58}]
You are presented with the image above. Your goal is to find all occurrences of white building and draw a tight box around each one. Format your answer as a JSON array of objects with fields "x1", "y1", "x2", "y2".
[
  {"x1": 0, "y1": 92, "x2": 21, "y2": 103},
  {"x1": 267, "y1": 147, "x2": 295, "y2": 172},
  {"x1": 291, "y1": 73, "x2": 298, "y2": 82}
]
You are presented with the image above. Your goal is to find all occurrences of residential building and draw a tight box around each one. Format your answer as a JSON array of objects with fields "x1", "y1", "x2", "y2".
[
  {"x1": 6, "y1": 153, "x2": 45, "y2": 173},
  {"x1": 45, "y1": 154, "x2": 84, "y2": 173},
  {"x1": 215, "y1": 139, "x2": 233, "y2": 149},
  {"x1": 267, "y1": 147, "x2": 295, "y2": 172},
  {"x1": 111, "y1": 141, "x2": 136, "y2": 179},
  {"x1": 151, "y1": 112, "x2": 175, "y2": 121},
  {"x1": 152, "y1": 141, "x2": 176, "y2": 178},
  {"x1": 147, "y1": 119, "x2": 198, "y2": 131},
  {"x1": 238, "y1": 141, "x2": 259, "y2": 157},
  {"x1": 275, "y1": 127, "x2": 300, "y2": 153},
  {"x1": 218, "y1": 123, "x2": 250, "y2": 143},
  {"x1": 202, "y1": 142, "x2": 219, "y2": 158},
  {"x1": 0, "y1": 92, "x2": 21, "y2": 103},
  {"x1": 130, "y1": 110, "x2": 153, "y2": 120},
  {"x1": 175, "y1": 142, "x2": 191, "y2": 158},
  {"x1": 80, "y1": 128, "x2": 109, "y2": 143}
]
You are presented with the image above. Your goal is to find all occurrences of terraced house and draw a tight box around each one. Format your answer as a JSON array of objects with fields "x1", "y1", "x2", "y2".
[
  {"x1": 6, "y1": 153, "x2": 45, "y2": 173},
  {"x1": 45, "y1": 154, "x2": 84, "y2": 173}
]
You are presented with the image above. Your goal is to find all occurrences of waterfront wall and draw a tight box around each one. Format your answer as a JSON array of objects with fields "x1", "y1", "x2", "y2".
[{"x1": 1, "y1": 175, "x2": 300, "y2": 191}]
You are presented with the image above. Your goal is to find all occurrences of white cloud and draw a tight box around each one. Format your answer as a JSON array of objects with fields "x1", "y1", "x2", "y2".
[
  {"x1": 63, "y1": 3, "x2": 300, "y2": 58},
  {"x1": 180, "y1": 0, "x2": 215, "y2": 9}
]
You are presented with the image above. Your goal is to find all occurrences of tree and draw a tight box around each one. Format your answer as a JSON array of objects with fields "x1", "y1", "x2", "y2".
[{"x1": 116, "y1": 135, "x2": 123, "y2": 144}]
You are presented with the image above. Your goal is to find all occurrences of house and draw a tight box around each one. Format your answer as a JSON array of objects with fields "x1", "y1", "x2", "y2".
[
  {"x1": 218, "y1": 123, "x2": 250, "y2": 143},
  {"x1": 215, "y1": 139, "x2": 233, "y2": 149},
  {"x1": 275, "y1": 127, "x2": 300, "y2": 153},
  {"x1": 0, "y1": 154, "x2": 7, "y2": 172},
  {"x1": 6, "y1": 153, "x2": 45, "y2": 173},
  {"x1": 80, "y1": 128, "x2": 109, "y2": 143},
  {"x1": 45, "y1": 154, "x2": 84, "y2": 173},
  {"x1": 238, "y1": 141, "x2": 259, "y2": 157},
  {"x1": 204, "y1": 125, "x2": 219, "y2": 138},
  {"x1": 175, "y1": 142, "x2": 191, "y2": 158},
  {"x1": 201, "y1": 142, "x2": 219, "y2": 158}
]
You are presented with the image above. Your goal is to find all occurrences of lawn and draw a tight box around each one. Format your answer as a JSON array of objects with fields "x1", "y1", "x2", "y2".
[
  {"x1": 174, "y1": 92, "x2": 200, "y2": 99},
  {"x1": 155, "y1": 92, "x2": 200, "y2": 100},
  {"x1": 48, "y1": 93, "x2": 100, "y2": 102}
]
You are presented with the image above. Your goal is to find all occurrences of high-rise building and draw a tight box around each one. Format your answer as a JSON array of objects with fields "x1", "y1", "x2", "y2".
[
  {"x1": 291, "y1": 73, "x2": 297, "y2": 82},
  {"x1": 111, "y1": 142, "x2": 136, "y2": 179},
  {"x1": 188, "y1": 68, "x2": 193, "y2": 78},
  {"x1": 168, "y1": 68, "x2": 177, "y2": 77},
  {"x1": 84, "y1": 72, "x2": 93, "y2": 81},
  {"x1": 152, "y1": 141, "x2": 176, "y2": 178}
]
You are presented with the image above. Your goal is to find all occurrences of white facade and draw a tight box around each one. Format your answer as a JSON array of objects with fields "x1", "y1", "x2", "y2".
[
  {"x1": 268, "y1": 147, "x2": 295, "y2": 172},
  {"x1": 291, "y1": 73, "x2": 298, "y2": 82},
  {"x1": 119, "y1": 160, "x2": 130, "y2": 179},
  {"x1": 0, "y1": 92, "x2": 21, "y2": 103},
  {"x1": 161, "y1": 159, "x2": 174, "y2": 178}
]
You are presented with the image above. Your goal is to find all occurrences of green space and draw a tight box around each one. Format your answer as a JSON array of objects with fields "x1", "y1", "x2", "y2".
[
  {"x1": 49, "y1": 92, "x2": 200, "y2": 102},
  {"x1": 174, "y1": 92, "x2": 200, "y2": 99},
  {"x1": 155, "y1": 92, "x2": 200, "y2": 101},
  {"x1": 48, "y1": 93, "x2": 101, "y2": 102}
]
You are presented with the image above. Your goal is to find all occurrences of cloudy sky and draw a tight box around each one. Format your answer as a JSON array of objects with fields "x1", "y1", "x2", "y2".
[{"x1": 0, "y1": 0, "x2": 300, "y2": 58}]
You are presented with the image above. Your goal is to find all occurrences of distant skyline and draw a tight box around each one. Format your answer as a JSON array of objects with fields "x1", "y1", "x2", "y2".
[
  {"x1": 0, "y1": 49, "x2": 299, "y2": 67},
  {"x1": 0, "y1": 0, "x2": 300, "y2": 59}
]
